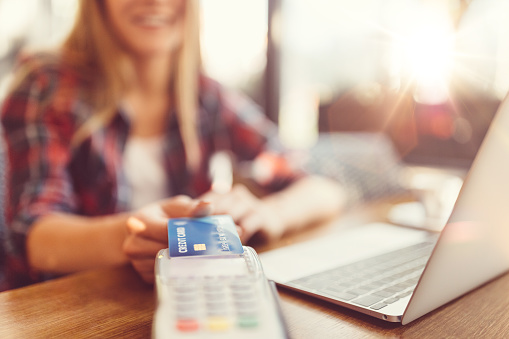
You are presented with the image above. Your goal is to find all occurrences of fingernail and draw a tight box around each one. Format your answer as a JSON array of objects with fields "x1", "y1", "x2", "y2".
[{"x1": 127, "y1": 217, "x2": 146, "y2": 232}]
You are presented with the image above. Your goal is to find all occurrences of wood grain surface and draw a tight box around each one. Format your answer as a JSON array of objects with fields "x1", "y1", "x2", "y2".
[
  {"x1": 2, "y1": 203, "x2": 509, "y2": 338},
  {"x1": 0, "y1": 266, "x2": 154, "y2": 339},
  {"x1": 1, "y1": 264, "x2": 509, "y2": 338}
]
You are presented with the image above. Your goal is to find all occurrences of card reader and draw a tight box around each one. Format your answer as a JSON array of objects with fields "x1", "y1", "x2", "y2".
[{"x1": 152, "y1": 215, "x2": 289, "y2": 338}]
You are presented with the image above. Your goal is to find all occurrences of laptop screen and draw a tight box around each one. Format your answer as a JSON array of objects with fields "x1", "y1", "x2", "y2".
[{"x1": 396, "y1": 96, "x2": 500, "y2": 169}]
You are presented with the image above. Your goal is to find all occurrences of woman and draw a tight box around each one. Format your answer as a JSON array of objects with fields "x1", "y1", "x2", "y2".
[{"x1": 0, "y1": 0, "x2": 345, "y2": 289}]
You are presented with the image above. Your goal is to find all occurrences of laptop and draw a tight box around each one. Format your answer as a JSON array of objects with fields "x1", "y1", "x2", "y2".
[{"x1": 259, "y1": 95, "x2": 509, "y2": 325}]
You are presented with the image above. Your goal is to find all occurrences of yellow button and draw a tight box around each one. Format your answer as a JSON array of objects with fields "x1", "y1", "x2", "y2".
[{"x1": 207, "y1": 317, "x2": 231, "y2": 331}]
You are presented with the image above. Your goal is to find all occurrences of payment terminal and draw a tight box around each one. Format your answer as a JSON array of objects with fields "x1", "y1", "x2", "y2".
[{"x1": 152, "y1": 215, "x2": 289, "y2": 339}]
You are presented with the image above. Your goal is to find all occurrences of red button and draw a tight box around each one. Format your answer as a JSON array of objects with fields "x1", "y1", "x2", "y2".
[{"x1": 176, "y1": 319, "x2": 199, "y2": 332}]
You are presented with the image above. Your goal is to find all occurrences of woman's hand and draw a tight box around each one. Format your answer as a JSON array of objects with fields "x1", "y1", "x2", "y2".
[
  {"x1": 201, "y1": 184, "x2": 285, "y2": 244},
  {"x1": 122, "y1": 195, "x2": 211, "y2": 283}
]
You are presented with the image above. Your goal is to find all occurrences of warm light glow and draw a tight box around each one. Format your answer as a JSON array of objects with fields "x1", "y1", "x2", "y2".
[
  {"x1": 0, "y1": 0, "x2": 38, "y2": 38},
  {"x1": 407, "y1": 26, "x2": 454, "y2": 99},
  {"x1": 397, "y1": 7, "x2": 455, "y2": 105},
  {"x1": 200, "y1": 0, "x2": 267, "y2": 89}
]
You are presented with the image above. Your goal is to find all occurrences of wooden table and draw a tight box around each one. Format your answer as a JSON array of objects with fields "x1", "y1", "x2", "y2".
[{"x1": 2, "y1": 204, "x2": 509, "y2": 338}]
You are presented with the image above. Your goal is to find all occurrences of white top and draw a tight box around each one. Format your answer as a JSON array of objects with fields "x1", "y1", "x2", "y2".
[{"x1": 122, "y1": 135, "x2": 168, "y2": 210}]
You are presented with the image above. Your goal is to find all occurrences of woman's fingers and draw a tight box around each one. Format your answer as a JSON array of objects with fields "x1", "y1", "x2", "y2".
[
  {"x1": 128, "y1": 197, "x2": 213, "y2": 242},
  {"x1": 190, "y1": 201, "x2": 213, "y2": 218},
  {"x1": 238, "y1": 212, "x2": 262, "y2": 242},
  {"x1": 161, "y1": 195, "x2": 212, "y2": 218},
  {"x1": 237, "y1": 203, "x2": 285, "y2": 243},
  {"x1": 126, "y1": 215, "x2": 168, "y2": 241},
  {"x1": 124, "y1": 196, "x2": 215, "y2": 284},
  {"x1": 123, "y1": 231, "x2": 167, "y2": 258}
]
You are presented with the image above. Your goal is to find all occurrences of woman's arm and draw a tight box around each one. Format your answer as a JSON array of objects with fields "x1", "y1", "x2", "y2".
[
  {"x1": 260, "y1": 175, "x2": 346, "y2": 238},
  {"x1": 27, "y1": 213, "x2": 130, "y2": 273},
  {"x1": 202, "y1": 176, "x2": 346, "y2": 243},
  {"x1": 26, "y1": 197, "x2": 212, "y2": 282}
]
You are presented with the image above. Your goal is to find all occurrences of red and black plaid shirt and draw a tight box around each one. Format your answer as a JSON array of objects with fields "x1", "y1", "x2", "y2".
[{"x1": 0, "y1": 55, "x2": 300, "y2": 289}]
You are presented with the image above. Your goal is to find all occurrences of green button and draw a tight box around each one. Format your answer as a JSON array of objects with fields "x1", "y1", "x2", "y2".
[{"x1": 237, "y1": 316, "x2": 259, "y2": 328}]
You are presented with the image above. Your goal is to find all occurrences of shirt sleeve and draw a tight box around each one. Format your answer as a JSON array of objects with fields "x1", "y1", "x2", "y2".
[
  {"x1": 216, "y1": 85, "x2": 306, "y2": 193},
  {"x1": 1, "y1": 60, "x2": 78, "y2": 287}
]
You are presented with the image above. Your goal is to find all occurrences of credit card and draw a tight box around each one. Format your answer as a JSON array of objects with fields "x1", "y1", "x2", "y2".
[{"x1": 168, "y1": 215, "x2": 244, "y2": 257}]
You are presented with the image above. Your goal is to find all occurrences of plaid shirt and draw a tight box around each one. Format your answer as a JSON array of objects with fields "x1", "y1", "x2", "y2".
[{"x1": 0, "y1": 55, "x2": 300, "y2": 289}]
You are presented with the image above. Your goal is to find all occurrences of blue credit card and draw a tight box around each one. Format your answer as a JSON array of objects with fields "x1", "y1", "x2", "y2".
[{"x1": 168, "y1": 215, "x2": 244, "y2": 257}]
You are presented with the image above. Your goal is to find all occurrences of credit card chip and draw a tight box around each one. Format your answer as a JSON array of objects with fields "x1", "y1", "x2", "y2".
[{"x1": 194, "y1": 244, "x2": 207, "y2": 251}]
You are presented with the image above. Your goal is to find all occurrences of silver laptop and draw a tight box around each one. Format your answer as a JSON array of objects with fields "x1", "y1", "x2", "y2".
[{"x1": 259, "y1": 96, "x2": 509, "y2": 325}]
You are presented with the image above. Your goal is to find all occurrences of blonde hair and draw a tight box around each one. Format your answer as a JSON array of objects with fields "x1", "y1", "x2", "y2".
[{"x1": 64, "y1": 0, "x2": 201, "y2": 169}]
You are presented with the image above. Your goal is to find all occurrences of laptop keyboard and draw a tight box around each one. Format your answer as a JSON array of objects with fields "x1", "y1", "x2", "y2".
[{"x1": 288, "y1": 241, "x2": 436, "y2": 310}]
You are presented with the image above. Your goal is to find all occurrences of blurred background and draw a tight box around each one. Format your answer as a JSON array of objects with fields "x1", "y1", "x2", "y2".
[{"x1": 0, "y1": 0, "x2": 508, "y2": 213}]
